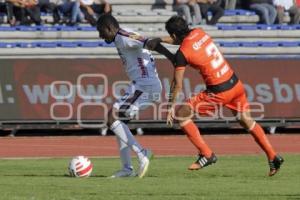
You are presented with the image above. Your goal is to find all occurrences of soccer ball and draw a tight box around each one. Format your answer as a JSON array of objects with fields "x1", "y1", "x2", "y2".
[{"x1": 68, "y1": 156, "x2": 93, "y2": 178}]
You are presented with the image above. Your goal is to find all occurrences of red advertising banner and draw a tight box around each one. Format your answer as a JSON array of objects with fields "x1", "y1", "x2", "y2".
[{"x1": 0, "y1": 58, "x2": 299, "y2": 123}]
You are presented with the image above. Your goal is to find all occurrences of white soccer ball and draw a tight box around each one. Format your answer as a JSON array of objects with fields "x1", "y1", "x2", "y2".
[{"x1": 68, "y1": 156, "x2": 93, "y2": 178}]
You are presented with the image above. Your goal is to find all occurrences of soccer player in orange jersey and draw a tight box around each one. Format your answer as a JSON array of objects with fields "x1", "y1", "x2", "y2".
[{"x1": 147, "y1": 16, "x2": 284, "y2": 176}]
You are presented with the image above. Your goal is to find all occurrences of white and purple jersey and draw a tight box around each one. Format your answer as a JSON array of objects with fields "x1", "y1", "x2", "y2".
[{"x1": 114, "y1": 28, "x2": 160, "y2": 85}]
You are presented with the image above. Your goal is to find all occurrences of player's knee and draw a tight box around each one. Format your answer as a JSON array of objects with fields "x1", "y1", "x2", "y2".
[
  {"x1": 118, "y1": 111, "x2": 131, "y2": 124},
  {"x1": 235, "y1": 111, "x2": 254, "y2": 130},
  {"x1": 176, "y1": 105, "x2": 192, "y2": 122},
  {"x1": 238, "y1": 116, "x2": 255, "y2": 130}
]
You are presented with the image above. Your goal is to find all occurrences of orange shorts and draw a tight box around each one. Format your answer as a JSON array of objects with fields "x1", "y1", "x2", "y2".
[{"x1": 186, "y1": 80, "x2": 249, "y2": 115}]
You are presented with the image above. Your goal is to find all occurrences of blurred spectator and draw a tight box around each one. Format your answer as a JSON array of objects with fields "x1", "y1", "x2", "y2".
[
  {"x1": 56, "y1": 0, "x2": 82, "y2": 26},
  {"x1": 80, "y1": 0, "x2": 111, "y2": 26},
  {"x1": 6, "y1": 0, "x2": 20, "y2": 25},
  {"x1": 223, "y1": 0, "x2": 237, "y2": 9},
  {"x1": 246, "y1": 0, "x2": 277, "y2": 25},
  {"x1": 24, "y1": 0, "x2": 43, "y2": 25},
  {"x1": 197, "y1": 0, "x2": 224, "y2": 25},
  {"x1": 173, "y1": 0, "x2": 202, "y2": 25},
  {"x1": 0, "y1": 0, "x2": 6, "y2": 24},
  {"x1": 273, "y1": 0, "x2": 300, "y2": 24},
  {"x1": 37, "y1": 0, "x2": 60, "y2": 24},
  {"x1": 6, "y1": 0, "x2": 42, "y2": 25}
]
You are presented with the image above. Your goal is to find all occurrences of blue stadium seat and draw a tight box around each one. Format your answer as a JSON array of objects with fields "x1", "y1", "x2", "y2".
[
  {"x1": 37, "y1": 26, "x2": 58, "y2": 31},
  {"x1": 279, "y1": 25, "x2": 297, "y2": 30},
  {"x1": 57, "y1": 26, "x2": 78, "y2": 31},
  {"x1": 0, "y1": 26, "x2": 16, "y2": 31},
  {"x1": 279, "y1": 42, "x2": 300, "y2": 47},
  {"x1": 256, "y1": 25, "x2": 277, "y2": 30},
  {"x1": 219, "y1": 42, "x2": 239, "y2": 47},
  {"x1": 217, "y1": 25, "x2": 238, "y2": 30},
  {"x1": 235, "y1": 9, "x2": 256, "y2": 16},
  {"x1": 283, "y1": 25, "x2": 300, "y2": 30},
  {"x1": 35, "y1": 42, "x2": 57, "y2": 48},
  {"x1": 77, "y1": 41, "x2": 100, "y2": 47},
  {"x1": 258, "y1": 42, "x2": 279, "y2": 47},
  {"x1": 240, "y1": 42, "x2": 259, "y2": 47},
  {"x1": 57, "y1": 42, "x2": 77, "y2": 48},
  {"x1": 0, "y1": 42, "x2": 17, "y2": 48},
  {"x1": 224, "y1": 10, "x2": 236, "y2": 16},
  {"x1": 223, "y1": 9, "x2": 257, "y2": 16},
  {"x1": 78, "y1": 26, "x2": 96, "y2": 31},
  {"x1": 237, "y1": 25, "x2": 257, "y2": 30},
  {"x1": 17, "y1": 42, "x2": 37, "y2": 48},
  {"x1": 16, "y1": 26, "x2": 38, "y2": 31}
]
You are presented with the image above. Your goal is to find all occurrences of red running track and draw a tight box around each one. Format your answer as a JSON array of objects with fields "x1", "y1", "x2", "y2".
[{"x1": 0, "y1": 134, "x2": 299, "y2": 158}]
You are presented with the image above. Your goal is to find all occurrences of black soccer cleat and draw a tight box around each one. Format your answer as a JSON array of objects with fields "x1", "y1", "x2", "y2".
[
  {"x1": 188, "y1": 153, "x2": 218, "y2": 170},
  {"x1": 268, "y1": 155, "x2": 284, "y2": 176}
]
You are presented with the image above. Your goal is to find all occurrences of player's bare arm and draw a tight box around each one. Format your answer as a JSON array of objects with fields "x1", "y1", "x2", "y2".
[
  {"x1": 161, "y1": 36, "x2": 175, "y2": 44},
  {"x1": 145, "y1": 38, "x2": 175, "y2": 63},
  {"x1": 146, "y1": 36, "x2": 174, "y2": 49},
  {"x1": 167, "y1": 68, "x2": 185, "y2": 126}
]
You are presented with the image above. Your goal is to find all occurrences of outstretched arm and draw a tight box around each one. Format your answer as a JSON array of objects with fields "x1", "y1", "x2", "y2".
[
  {"x1": 145, "y1": 37, "x2": 175, "y2": 63},
  {"x1": 154, "y1": 43, "x2": 175, "y2": 63},
  {"x1": 160, "y1": 36, "x2": 175, "y2": 44}
]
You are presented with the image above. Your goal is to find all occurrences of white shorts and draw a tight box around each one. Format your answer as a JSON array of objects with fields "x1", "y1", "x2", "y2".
[{"x1": 113, "y1": 81, "x2": 162, "y2": 119}]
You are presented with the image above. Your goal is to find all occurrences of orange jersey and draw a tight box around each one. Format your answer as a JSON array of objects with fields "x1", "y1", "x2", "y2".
[{"x1": 179, "y1": 28, "x2": 234, "y2": 86}]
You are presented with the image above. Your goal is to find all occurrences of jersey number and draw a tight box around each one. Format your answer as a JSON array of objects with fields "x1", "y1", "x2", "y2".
[
  {"x1": 205, "y1": 42, "x2": 224, "y2": 69},
  {"x1": 205, "y1": 42, "x2": 228, "y2": 77}
]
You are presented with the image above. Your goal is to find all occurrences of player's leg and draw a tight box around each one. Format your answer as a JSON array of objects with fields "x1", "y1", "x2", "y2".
[
  {"x1": 132, "y1": 83, "x2": 162, "y2": 178},
  {"x1": 234, "y1": 110, "x2": 284, "y2": 176},
  {"x1": 110, "y1": 135, "x2": 136, "y2": 178},
  {"x1": 108, "y1": 83, "x2": 156, "y2": 178},
  {"x1": 177, "y1": 105, "x2": 213, "y2": 158},
  {"x1": 107, "y1": 86, "x2": 148, "y2": 177},
  {"x1": 235, "y1": 111, "x2": 276, "y2": 160},
  {"x1": 226, "y1": 81, "x2": 283, "y2": 176},
  {"x1": 176, "y1": 93, "x2": 217, "y2": 170},
  {"x1": 107, "y1": 108, "x2": 136, "y2": 178}
]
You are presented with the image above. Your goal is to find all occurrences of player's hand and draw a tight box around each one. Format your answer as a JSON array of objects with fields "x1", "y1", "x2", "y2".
[
  {"x1": 146, "y1": 38, "x2": 162, "y2": 50},
  {"x1": 166, "y1": 108, "x2": 175, "y2": 127}
]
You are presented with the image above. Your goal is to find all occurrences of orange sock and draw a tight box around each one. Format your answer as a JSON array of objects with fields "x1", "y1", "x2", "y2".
[
  {"x1": 250, "y1": 123, "x2": 276, "y2": 160},
  {"x1": 181, "y1": 120, "x2": 212, "y2": 157}
]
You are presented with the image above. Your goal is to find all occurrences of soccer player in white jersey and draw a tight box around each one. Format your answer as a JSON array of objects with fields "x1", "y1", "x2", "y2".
[{"x1": 96, "y1": 14, "x2": 164, "y2": 178}]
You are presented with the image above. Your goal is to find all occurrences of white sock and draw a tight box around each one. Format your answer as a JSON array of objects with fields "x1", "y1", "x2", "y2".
[
  {"x1": 116, "y1": 137, "x2": 132, "y2": 171},
  {"x1": 110, "y1": 120, "x2": 145, "y2": 161}
]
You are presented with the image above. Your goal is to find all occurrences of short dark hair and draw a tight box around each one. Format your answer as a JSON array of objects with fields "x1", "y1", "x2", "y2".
[
  {"x1": 97, "y1": 14, "x2": 119, "y2": 30},
  {"x1": 165, "y1": 15, "x2": 190, "y2": 38}
]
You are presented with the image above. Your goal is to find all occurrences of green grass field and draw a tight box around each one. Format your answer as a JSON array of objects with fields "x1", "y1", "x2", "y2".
[{"x1": 0, "y1": 155, "x2": 299, "y2": 200}]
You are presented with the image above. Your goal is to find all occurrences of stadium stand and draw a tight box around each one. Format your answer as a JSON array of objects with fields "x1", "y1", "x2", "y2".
[
  {"x1": 1, "y1": 0, "x2": 300, "y2": 132},
  {"x1": 0, "y1": 0, "x2": 299, "y2": 58}
]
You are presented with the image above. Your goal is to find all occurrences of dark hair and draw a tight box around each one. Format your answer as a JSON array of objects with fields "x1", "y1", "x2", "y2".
[
  {"x1": 165, "y1": 15, "x2": 190, "y2": 38},
  {"x1": 97, "y1": 14, "x2": 119, "y2": 30}
]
